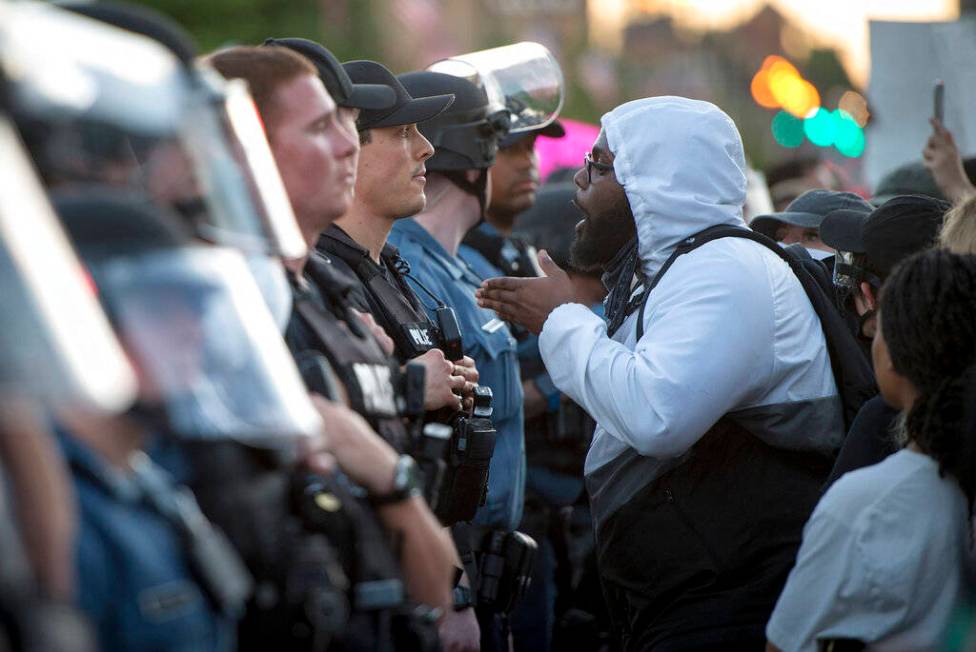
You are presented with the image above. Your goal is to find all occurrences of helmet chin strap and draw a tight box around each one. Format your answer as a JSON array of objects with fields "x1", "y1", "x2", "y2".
[{"x1": 441, "y1": 169, "x2": 489, "y2": 227}]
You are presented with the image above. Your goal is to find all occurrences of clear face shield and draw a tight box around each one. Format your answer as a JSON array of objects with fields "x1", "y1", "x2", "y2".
[
  {"x1": 95, "y1": 246, "x2": 321, "y2": 445},
  {"x1": 429, "y1": 41, "x2": 565, "y2": 136},
  {"x1": 0, "y1": 117, "x2": 137, "y2": 414},
  {"x1": 0, "y1": 2, "x2": 306, "y2": 261}
]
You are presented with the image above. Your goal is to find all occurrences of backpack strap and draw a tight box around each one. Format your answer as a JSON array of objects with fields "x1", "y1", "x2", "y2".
[
  {"x1": 632, "y1": 224, "x2": 877, "y2": 428},
  {"x1": 633, "y1": 226, "x2": 737, "y2": 340}
]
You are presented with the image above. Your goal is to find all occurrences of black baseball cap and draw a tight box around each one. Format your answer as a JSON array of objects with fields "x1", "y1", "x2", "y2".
[
  {"x1": 263, "y1": 38, "x2": 395, "y2": 111},
  {"x1": 820, "y1": 194, "x2": 949, "y2": 277},
  {"x1": 499, "y1": 119, "x2": 565, "y2": 149},
  {"x1": 750, "y1": 189, "x2": 872, "y2": 239},
  {"x1": 343, "y1": 60, "x2": 454, "y2": 131}
]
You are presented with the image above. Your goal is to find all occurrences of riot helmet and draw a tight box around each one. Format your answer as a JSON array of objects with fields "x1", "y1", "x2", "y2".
[
  {"x1": 398, "y1": 71, "x2": 506, "y2": 214},
  {"x1": 55, "y1": 191, "x2": 322, "y2": 448},
  {"x1": 1, "y1": 1, "x2": 306, "y2": 260},
  {"x1": 428, "y1": 42, "x2": 563, "y2": 138},
  {"x1": 0, "y1": 115, "x2": 137, "y2": 414}
]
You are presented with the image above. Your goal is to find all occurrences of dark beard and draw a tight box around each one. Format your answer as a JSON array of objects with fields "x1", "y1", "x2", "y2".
[{"x1": 570, "y1": 203, "x2": 636, "y2": 273}]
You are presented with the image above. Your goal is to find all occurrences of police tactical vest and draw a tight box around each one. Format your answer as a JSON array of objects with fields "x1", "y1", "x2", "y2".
[
  {"x1": 319, "y1": 227, "x2": 439, "y2": 364},
  {"x1": 287, "y1": 253, "x2": 410, "y2": 453}
]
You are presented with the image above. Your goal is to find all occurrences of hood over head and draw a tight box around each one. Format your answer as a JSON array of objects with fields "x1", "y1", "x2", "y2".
[{"x1": 601, "y1": 97, "x2": 747, "y2": 279}]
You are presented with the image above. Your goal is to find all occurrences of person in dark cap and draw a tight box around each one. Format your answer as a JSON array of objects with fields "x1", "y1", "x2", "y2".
[
  {"x1": 820, "y1": 194, "x2": 949, "y2": 489},
  {"x1": 315, "y1": 60, "x2": 478, "y2": 418},
  {"x1": 461, "y1": 120, "x2": 566, "y2": 278},
  {"x1": 208, "y1": 45, "x2": 459, "y2": 634},
  {"x1": 749, "y1": 188, "x2": 873, "y2": 255},
  {"x1": 390, "y1": 70, "x2": 527, "y2": 652},
  {"x1": 821, "y1": 194, "x2": 949, "y2": 343}
]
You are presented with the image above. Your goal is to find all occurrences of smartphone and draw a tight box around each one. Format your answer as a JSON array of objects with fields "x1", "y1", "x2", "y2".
[{"x1": 934, "y1": 79, "x2": 945, "y2": 123}]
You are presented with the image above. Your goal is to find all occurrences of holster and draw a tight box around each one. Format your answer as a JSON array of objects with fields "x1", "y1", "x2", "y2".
[{"x1": 435, "y1": 414, "x2": 496, "y2": 525}]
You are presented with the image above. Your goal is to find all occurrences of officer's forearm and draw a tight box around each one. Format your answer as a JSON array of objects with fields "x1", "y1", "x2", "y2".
[{"x1": 376, "y1": 495, "x2": 455, "y2": 612}]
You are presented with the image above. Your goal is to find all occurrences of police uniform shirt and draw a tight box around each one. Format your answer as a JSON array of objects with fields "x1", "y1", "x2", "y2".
[
  {"x1": 389, "y1": 217, "x2": 526, "y2": 532},
  {"x1": 460, "y1": 234, "x2": 586, "y2": 507},
  {"x1": 58, "y1": 431, "x2": 233, "y2": 652}
]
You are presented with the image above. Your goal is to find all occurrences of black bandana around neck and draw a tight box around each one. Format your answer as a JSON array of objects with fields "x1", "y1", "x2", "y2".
[{"x1": 603, "y1": 237, "x2": 640, "y2": 337}]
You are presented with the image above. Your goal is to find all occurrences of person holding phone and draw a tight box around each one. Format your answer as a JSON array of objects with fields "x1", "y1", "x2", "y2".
[{"x1": 923, "y1": 82, "x2": 976, "y2": 203}]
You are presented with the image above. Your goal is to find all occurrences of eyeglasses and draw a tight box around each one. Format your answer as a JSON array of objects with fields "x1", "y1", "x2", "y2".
[{"x1": 583, "y1": 153, "x2": 614, "y2": 184}]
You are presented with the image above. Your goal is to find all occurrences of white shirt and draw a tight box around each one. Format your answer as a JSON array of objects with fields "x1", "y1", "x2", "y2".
[{"x1": 767, "y1": 449, "x2": 968, "y2": 651}]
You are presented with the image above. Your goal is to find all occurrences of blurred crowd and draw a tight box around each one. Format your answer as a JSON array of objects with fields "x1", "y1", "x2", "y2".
[{"x1": 1, "y1": 2, "x2": 975, "y2": 652}]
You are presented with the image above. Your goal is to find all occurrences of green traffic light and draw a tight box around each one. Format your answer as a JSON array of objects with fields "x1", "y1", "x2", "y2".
[
  {"x1": 834, "y1": 110, "x2": 865, "y2": 157},
  {"x1": 771, "y1": 110, "x2": 805, "y2": 148},
  {"x1": 803, "y1": 108, "x2": 836, "y2": 147}
]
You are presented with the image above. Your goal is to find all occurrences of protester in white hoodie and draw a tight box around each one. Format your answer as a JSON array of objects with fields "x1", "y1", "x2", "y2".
[{"x1": 478, "y1": 96, "x2": 844, "y2": 649}]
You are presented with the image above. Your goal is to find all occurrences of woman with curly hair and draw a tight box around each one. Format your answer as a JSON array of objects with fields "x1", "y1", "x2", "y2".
[{"x1": 767, "y1": 248, "x2": 976, "y2": 652}]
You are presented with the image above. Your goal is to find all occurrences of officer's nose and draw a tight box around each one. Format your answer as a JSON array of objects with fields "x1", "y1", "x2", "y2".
[{"x1": 417, "y1": 132, "x2": 434, "y2": 161}]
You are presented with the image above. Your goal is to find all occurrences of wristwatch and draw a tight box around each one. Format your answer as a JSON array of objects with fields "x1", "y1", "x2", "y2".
[
  {"x1": 368, "y1": 455, "x2": 422, "y2": 506},
  {"x1": 452, "y1": 585, "x2": 474, "y2": 611}
]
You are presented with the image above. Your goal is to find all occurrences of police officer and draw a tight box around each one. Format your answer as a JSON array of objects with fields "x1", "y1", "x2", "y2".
[
  {"x1": 54, "y1": 193, "x2": 255, "y2": 652},
  {"x1": 461, "y1": 120, "x2": 564, "y2": 280},
  {"x1": 0, "y1": 99, "x2": 132, "y2": 652},
  {"x1": 207, "y1": 44, "x2": 458, "y2": 630},
  {"x1": 390, "y1": 70, "x2": 533, "y2": 652},
  {"x1": 317, "y1": 59, "x2": 477, "y2": 377},
  {"x1": 459, "y1": 121, "x2": 575, "y2": 652},
  {"x1": 285, "y1": 53, "x2": 479, "y2": 414}
]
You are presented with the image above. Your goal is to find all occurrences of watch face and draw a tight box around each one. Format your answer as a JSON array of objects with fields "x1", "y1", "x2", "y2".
[{"x1": 397, "y1": 455, "x2": 422, "y2": 494}]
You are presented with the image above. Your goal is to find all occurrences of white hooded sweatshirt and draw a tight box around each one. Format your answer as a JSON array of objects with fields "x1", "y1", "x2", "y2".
[{"x1": 538, "y1": 97, "x2": 843, "y2": 525}]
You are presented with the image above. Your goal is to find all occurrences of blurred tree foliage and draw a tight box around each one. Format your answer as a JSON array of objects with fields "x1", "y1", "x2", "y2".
[
  {"x1": 133, "y1": 0, "x2": 384, "y2": 62},
  {"x1": 136, "y1": 0, "x2": 604, "y2": 125}
]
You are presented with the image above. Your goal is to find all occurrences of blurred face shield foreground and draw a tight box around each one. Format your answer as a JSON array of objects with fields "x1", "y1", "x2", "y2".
[
  {"x1": 93, "y1": 246, "x2": 321, "y2": 446},
  {"x1": 0, "y1": 116, "x2": 137, "y2": 414},
  {"x1": 0, "y1": 1, "x2": 306, "y2": 260}
]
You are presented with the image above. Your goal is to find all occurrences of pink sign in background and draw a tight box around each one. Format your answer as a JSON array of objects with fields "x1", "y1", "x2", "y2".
[{"x1": 536, "y1": 117, "x2": 601, "y2": 182}]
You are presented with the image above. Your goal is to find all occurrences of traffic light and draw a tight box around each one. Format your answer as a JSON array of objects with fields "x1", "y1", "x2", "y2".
[{"x1": 753, "y1": 55, "x2": 866, "y2": 157}]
